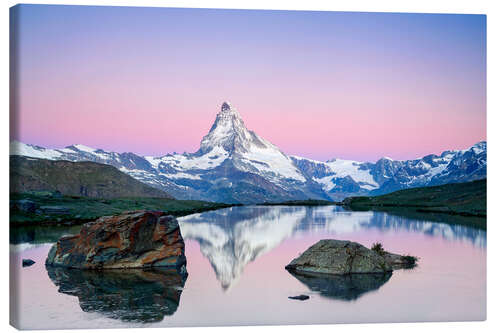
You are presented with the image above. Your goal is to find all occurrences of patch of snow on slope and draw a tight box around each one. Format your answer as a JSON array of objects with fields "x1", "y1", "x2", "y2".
[
  {"x1": 144, "y1": 155, "x2": 161, "y2": 168},
  {"x1": 427, "y1": 163, "x2": 448, "y2": 177},
  {"x1": 10, "y1": 141, "x2": 63, "y2": 160},
  {"x1": 73, "y1": 144, "x2": 96, "y2": 153},
  {"x1": 159, "y1": 146, "x2": 229, "y2": 171},
  {"x1": 359, "y1": 183, "x2": 378, "y2": 190},
  {"x1": 119, "y1": 168, "x2": 152, "y2": 179},
  {"x1": 145, "y1": 147, "x2": 228, "y2": 172},
  {"x1": 290, "y1": 155, "x2": 322, "y2": 163},
  {"x1": 313, "y1": 175, "x2": 337, "y2": 191},
  {"x1": 240, "y1": 145, "x2": 306, "y2": 182},
  {"x1": 160, "y1": 172, "x2": 201, "y2": 180},
  {"x1": 326, "y1": 159, "x2": 378, "y2": 188}
]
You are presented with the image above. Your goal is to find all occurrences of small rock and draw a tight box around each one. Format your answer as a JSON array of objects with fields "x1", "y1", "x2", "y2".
[
  {"x1": 288, "y1": 295, "x2": 310, "y2": 301},
  {"x1": 22, "y1": 259, "x2": 35, "y2": 267}
]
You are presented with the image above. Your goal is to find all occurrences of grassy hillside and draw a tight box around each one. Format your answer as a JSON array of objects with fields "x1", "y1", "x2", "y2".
[
  {"x1": 10, "y1": 155, "x2": 172, "y2": 199},
  {"x1": 10, "y1": 192, "x2": 235, "y2": 226},
  {"x1": 343, "y1": 179, "x2": 486, "y2": 219}
]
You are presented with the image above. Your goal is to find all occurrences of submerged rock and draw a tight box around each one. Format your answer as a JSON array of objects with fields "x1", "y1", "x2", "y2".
[
  {"x1": 22, "y1": 259, "x2": 36, "y2": 267},
  {"x1": 285, "y1": 239, "x2": 415, "y2": 275},
  {"x1": 46, "y1": 266, "x2": 187, "y2": 322},
  {"x1": 45, "y1": 210, "x2": 187, "y2": 270},
  {"x1": 288, "y1": 294, "x2": 310, "y2": 301}
]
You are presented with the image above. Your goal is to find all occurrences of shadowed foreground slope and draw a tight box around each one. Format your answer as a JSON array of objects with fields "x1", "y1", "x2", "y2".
[{"x1": 10, "y1": 155, "x2": 172, "y2": 199}]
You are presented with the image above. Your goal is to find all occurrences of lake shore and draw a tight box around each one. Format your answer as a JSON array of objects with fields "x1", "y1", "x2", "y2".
[{"x1": 10, "y1": 193, "x2": 238, "y2": 227}]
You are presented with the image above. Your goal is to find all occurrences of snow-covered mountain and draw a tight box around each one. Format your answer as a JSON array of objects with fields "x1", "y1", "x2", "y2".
[
  {"x1": 292, "y1": 140, "x2": 486, "y2": 200},
  {"x1": 10, "y1": 102, "x2": 486, "y2": 203}
]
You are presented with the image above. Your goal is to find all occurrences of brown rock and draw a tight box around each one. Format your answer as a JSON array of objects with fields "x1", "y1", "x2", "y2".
[{"x1": 45, "y1": 210, "x2": 187, "y2": 270}]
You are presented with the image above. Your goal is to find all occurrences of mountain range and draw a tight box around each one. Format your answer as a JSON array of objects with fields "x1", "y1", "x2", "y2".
[{"x1": 10, "y1": 102, "x2": 486, "y2": 203}]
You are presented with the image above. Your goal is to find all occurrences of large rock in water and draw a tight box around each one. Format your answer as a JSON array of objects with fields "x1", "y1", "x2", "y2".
[
  {"x1": 285, "y1": 239, "x2": 413, "y2": 275},
  {"x1": 46, "y1": 211, "x2": 187, "y2": 270}
]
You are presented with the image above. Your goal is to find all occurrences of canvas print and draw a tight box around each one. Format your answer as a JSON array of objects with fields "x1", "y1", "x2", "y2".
[{"x1": 9, "y1": 4, "x2": 486, "y2": 330}]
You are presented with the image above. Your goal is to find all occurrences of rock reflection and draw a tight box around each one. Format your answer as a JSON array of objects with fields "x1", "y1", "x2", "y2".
[
  {"x1": 287, "y1": 270, "x2": 392, "y2": 301},
  {"x1": 46, "y1": 267, "x2": 187, "y2": 323}
]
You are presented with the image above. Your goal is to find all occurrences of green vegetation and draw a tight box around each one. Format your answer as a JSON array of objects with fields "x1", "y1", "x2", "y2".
[
  {"x1": 401, "y1": 255, "x2": 418, "y2": 266},
  {"x1": 260, "y1": 199, "x2": 336, "y2": 206},
  {"x1": 343, "y1": 179, "x2": 486, "y2": 229},
  {"x1": 10, "y1": 192, "x2": 237, "y2": 226},
  {"x1": 371, "y1": 242, "x2": 386, "y2": 256}
]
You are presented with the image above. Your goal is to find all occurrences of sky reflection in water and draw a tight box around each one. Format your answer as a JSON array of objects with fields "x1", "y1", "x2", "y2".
[{"x1": 11, "y1": 206, "x2": 486, "y2": 328}]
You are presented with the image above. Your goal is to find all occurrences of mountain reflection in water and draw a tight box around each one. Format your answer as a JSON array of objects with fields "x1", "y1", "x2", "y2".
[
  {"x1": 46, "y1": 267, "x2": 187, "y2": 323},
  {"x1": 179, "y1": 206, "x2": 485, "y2": 290}
]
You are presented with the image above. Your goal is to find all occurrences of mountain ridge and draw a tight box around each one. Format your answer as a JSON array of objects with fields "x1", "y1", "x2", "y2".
[
  {"x1": 10, "y1": 155, "x2": 173, "y2": 199},
  {"x1": 10, "y1": 102, "x2": 486, "y2": 203}
]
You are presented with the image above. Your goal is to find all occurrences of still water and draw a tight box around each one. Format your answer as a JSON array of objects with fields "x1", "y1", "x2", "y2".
[{"x1": 10, "y1": 206, "x2": 486, "y2": 329}]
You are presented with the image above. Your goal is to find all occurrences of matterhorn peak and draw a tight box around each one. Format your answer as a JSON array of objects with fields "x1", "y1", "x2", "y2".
[
  {"x1": 198, "y1": 101, "x2": 249, "y2": 154},
  {"x1": 221, "y1": 101, "x2": 233, "y2": 112},
  {"x1": 218, "y1": 101, "x2": 241, "y2": 117}
]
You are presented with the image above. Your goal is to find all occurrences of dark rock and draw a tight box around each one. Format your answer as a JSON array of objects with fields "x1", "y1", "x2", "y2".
[
  {"x1": 288, "y1": 294, "x2": 309, "y2": 301},
  {"x1": 46, "y1": 266, "x2": 187, "y2": 322},
  {"x1": 13, "y1": 199, "x2": 38, "y2": 213},
  {"x1": 285, "y1": 239, "x2": 415, "y2": 275},
  {"x1": 45, "y1": 210, "x2": 187, "y2": 270},
  {"x1": 22, "y1": 259, "x2": 36, "y2": 267},
  {"x1": 288, "y1": 270, "x2": 392, "y2": 301}
]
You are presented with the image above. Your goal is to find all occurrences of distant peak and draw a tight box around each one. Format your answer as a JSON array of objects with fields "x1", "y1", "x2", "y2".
[
  {"x1": 220, "y1": 101, "x2": 237, "y2": 113},
  {"x1": 198, "y1": 101, "x2": 261, "y2": 155}
]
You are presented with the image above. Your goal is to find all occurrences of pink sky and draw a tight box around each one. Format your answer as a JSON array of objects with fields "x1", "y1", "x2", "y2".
[{"x1": 11, "y1": 6, "x2": 486, "y2": 161}]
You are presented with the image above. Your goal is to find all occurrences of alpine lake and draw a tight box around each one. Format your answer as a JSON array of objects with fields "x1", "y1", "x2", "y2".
[{"x1": 10, "y1": 205, "x2": 486, "y2": 329}]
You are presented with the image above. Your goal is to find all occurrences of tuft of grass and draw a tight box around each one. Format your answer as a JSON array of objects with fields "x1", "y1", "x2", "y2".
[
  {"x1": 371, "y1": 242, "x2": 386, "y2": 256},
  {"x1": 401, "y1": 255, "x2": 418, "y2": 266}
]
